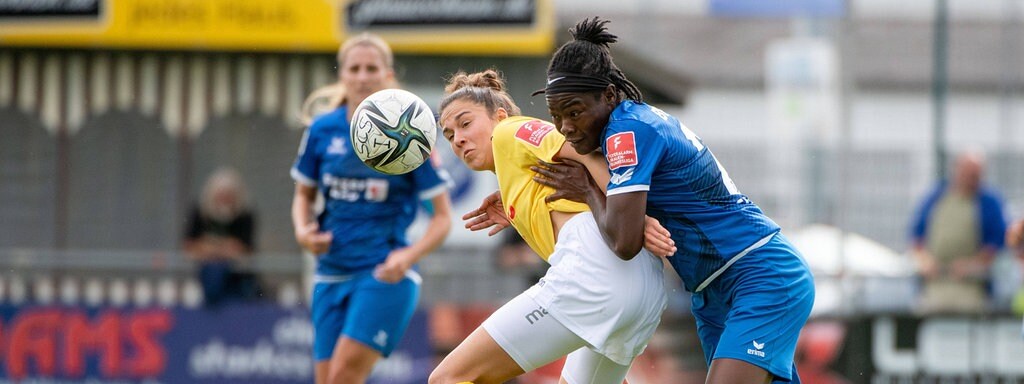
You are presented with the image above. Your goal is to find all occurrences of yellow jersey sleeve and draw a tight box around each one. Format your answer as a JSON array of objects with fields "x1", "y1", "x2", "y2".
[
  {"x1": 491, "y1": 117, "x2": 563, "y2": 163},
  {"x1": 491, "y1": 116, "x2": 589, "y2": 260},
  {"x1": 501, "y1": 118, "x2": 589, "y2": 215}
]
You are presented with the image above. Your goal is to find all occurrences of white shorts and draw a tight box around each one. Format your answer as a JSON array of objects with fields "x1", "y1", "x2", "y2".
[
  {"x1": 482, "y1": 292, "x2": 631, "y2": 384},
  {"x1": 484, "y1": 212, "x2": 667, "y2": 367}
]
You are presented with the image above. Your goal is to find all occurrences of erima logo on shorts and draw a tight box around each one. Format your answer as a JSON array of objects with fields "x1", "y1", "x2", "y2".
[
  {"x1": 525, "y1": 306, "x2": 549, "y2": 325},
  {"x1": 374, "y1": 330, "x2": 388, "y2": 347},
  {"x1": 747, "y1": 340, "x2": 766, "y2": 358}
]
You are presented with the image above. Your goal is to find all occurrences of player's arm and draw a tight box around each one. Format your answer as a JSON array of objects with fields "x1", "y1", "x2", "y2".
[
  {"x1": 290, "y1": 183, "x2": 316, "y2": 235},
  {"x1": 291, "y1": 183, "x2": 332, "y2": 254},
  {"x1": 462, "y1": 190, "x2": 510, "y2": 236},
  {"x1": 595, "y1": 187, "x2": 649, "y2": 260},
  {"x1": 555, "y1": 145, "x2": 610, "y2": 193},
  {"x1": 548, "y1": 145, "x2": 668, "y2": 259},
  {"x1": 375, "y1": 192, "x2": 452, "y2": 283}
]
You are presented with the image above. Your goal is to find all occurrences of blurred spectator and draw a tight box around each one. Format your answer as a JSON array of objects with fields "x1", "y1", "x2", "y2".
[
  {"x1": 1009, "y1": 217, "x2": 1024, "y2": 258},
  {"x1": 910, "y1": 151, "x2": 1007, "y2": 314},
  {"x1": 183, "y1": 167, "x2": 261, "y2": 307},
  {"x1": 1007, "y1": 218, "x2": 1024, "y2": 314}
]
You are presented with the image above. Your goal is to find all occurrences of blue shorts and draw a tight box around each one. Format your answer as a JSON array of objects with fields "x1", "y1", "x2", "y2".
[
  {"x1": 311, "y1": 270, "x2": 421, "y2": 361},
  {"x1": 690, "y1": 233, "x2": 814, "y2": 383}
]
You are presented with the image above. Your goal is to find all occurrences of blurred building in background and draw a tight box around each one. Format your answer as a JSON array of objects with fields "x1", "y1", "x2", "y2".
[{"x1": 2, "y1": 0, "x2": 1024, "y2": 383}]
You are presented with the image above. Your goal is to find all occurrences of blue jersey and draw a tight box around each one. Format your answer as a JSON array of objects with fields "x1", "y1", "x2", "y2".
[
  {"x1": 603, "y1": 101, "x2": 780, "y2": 292},
  {"x1": 291, "y1": 107, "x2": 448, "y2": 276}
]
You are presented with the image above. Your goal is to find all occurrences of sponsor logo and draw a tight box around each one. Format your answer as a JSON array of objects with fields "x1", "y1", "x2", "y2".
[
  {"x1": 508, "y1": 205, "x2": 515, "y2": 220},
  {"x1": 606, "y1": 132, "x2": 638, "y2": 170},
  {"x1": 747, "y1": 340, "x2": 766, "y2": 358},
  {"x1": 547, "y1": 76, "x2": 565, "y2": 85},
  {"x1": 0, "y1": 0, "x2": 101, "y2": 18},
  {"x1": 323, "y1": 174, "x2": 389, "y2": 202},
  {"x1": 524, "y1": 306, "x2": 549, "y2": 325},
  {"x1": 374, "y1": 330, "x2": 388, "y2": 347},
  {"x1": 0, "y1": 308, "x2": 172, "y2": 380},
  {"x1": 365, "y1": 178, "x2": 389, "y2": 202},
  {"x1": 514, "y1": 120, "x2": 555, "y2": 147}
]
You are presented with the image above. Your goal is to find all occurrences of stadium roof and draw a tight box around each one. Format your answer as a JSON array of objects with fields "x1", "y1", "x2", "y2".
[{"x1": 555, "y1": 9, "x2": 1024, "y2": 93}]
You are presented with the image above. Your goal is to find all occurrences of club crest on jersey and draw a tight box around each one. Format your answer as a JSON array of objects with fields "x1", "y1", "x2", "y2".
[
  {"x1": 606, "y1": 132, "x2": 638, "y2": 170},
  {"x1": 515, "y1": 120, "x2": 555, "y2": 147},
  {"x1": 327, "y1": 137, "x2": 347, "y2": 155}
]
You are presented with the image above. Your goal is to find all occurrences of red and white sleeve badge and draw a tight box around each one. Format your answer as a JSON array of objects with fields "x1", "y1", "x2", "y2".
[
  {"x1": 515, "y1": 120, "x2": 555, "y2": 147},
  {"x1": 606, "y1": 132, "x2": 638, "y2": 170}
]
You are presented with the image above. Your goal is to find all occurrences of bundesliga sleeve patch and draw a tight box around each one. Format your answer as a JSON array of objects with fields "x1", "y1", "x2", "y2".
[
  {"x1": 514, "y1": 120, "x2": 555, "y2": 147},
  {"x1": 606, "y1": 132, "x2": 639, "y2": 170}
]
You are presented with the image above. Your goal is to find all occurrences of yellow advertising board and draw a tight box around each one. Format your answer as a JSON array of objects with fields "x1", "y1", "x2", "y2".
[
  {"x1": 0, "y1": 0, "x2": 554, "y2": 55},
  {"x1": 342, "y1": 0, "x2": 555, "y2": 55}
]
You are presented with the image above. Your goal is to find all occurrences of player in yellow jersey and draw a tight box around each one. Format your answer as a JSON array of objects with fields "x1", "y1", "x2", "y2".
[{"x1": 427, "y1": 69, "x2": 674, "y2": 384}]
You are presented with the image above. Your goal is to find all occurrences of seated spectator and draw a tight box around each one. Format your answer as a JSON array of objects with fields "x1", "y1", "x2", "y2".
[{"x1": 184, "y1": 167, "x2": 261, "y2": 306}]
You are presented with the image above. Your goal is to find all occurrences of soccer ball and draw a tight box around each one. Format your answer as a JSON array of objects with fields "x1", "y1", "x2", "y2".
[{"x1": 350, "y1": 89, "x2": 437, "y2": 175}]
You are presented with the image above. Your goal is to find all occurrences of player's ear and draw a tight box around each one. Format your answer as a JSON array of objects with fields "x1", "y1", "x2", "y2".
[
  {"x1": 602, "y1": 85, "x2": 617, "y2": 106},
  {"x1": 495, "y1": 107, "x2": 508, "y2": 121}
]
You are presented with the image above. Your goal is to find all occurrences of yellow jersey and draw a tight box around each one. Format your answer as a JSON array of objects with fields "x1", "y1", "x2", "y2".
[{"x1": 492, "y1": 116, "x2": 590, "y2": 260}]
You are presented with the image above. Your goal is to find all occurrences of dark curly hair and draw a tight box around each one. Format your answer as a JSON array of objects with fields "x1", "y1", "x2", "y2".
[{"x1": 547, "y1": 17, "x2": 643, "y2": 103}]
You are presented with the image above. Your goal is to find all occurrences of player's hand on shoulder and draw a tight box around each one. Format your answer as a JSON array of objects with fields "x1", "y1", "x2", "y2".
[
  {"x1": 296, "y1": 221, "x2": 333, "y2": 255},
  {"x1": 374, "y1": 248, "x2": 414, "y2": 283},
  {"x1": 462, "y1": 190, "x2": 510, "y2": 236},
  {"x1": 643, "y1": 216, "x2": 676, "y2": 257},
  {"x1": 531, "y1": 160, "x2": 591, "y2": 204}
]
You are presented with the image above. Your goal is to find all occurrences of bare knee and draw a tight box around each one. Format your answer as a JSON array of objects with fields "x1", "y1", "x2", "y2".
[
  {"x1": 324, "y1": 338, "x2": 380, "y2": 384},
  {"x1": 326, "y1": 357, "x2": 373, "y2": 384},
  {"x1": 428, "y1": 364, "x2": 462, "y2": 384},
  {"x1": 427, "y1": 370, "x2": 446, "y2": 384},
  {"x1": 429, "y1": 362, "x2": 481, "y2": 384},
  {"x1": 326, "y1": 369, "x2": 369, "y2": 384}
]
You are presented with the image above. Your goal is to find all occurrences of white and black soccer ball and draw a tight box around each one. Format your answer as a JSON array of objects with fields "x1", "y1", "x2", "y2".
[{"x1": 350, "y1": 89, "x2": 437, "y2": 175}]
